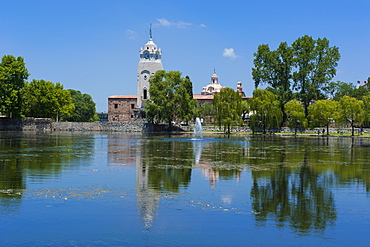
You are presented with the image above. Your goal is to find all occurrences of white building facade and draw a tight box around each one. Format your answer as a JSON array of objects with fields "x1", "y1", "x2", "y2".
[{"x1": 136, "y1": 34, "x2": 163, "y2": 109}]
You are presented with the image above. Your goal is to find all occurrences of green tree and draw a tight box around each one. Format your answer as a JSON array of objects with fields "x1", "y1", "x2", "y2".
[
  {"x1": 292, "y1": 35, "x2": 340, "y2": 117},
  {"x1": 213, "y1": 87, "x2": 242, "y2": 133},
  {"x1": 0, "y1": 55, "x2": 29, "y2": 117},
  {"x1": 145, "y1": 70, "x2": 196, "y2": 128},
  {"x1": 22, "y1": 79, "x2": 75, "y2": 121},
  {"x1": 60, "y1": 89, "x2": 99, "y2": 122},
  {"x1": 325, "y1": 81, "x2": 355, "y2": 100},
  {"x1": 249, "y1": 89, "x2": 282, "y2": 134},
  {"x1": 307, "y1": 99, "x2": 339, "y2": 135},
  {"x1": 325, "y1": 81, "x2": 369, "y2": 100},
  {"x1": 198, "y1": 102, "x2": 215, "y2": 125},
  {"x1": 241, "y1": 100, "x2": 250, "y2": 124},
  {"x1": 338, "y1": 96, "x2": 365, "y2": 136},
  {"x1": 351, "y1": 86, "x2": 369, "y2": 100},
  {"x1": 252, "y1": 42, "x2": 293, "y2": 120},
  {"x1": 284, "y1": 100, "x2": 306, "y2": 135},
  {"x1": 362, "y1": 92, "x2": 370, "y2": 126}
]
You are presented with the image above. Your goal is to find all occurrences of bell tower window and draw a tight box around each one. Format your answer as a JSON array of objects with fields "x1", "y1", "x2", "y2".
[{"x1": 143, "y1": 89, "x2": 148, "y2": 100}]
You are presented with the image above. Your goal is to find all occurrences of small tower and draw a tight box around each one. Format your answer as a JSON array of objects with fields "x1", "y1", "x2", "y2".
[
  {"x1": 137, "y1": 25, "x2": 163, "y2": 109},
  {"x1": 237, "y1": 82, "x2": 246, "y2": 97}
]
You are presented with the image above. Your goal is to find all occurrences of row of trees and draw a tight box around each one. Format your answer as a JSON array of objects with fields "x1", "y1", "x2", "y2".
[
  {"x1": 0, "y1": 55, "x2": 98, "y2": 121},
  {"x1": 146, "y1": 71, "x2": 369, "y2": 135},
  {"x1": 138, "y1": 35, "x2": 368, "y2": 135},
  {"x1": 251, "y1": 88, "x2": 370, "y2": 136},
  {"x1": 252, "y1": 35, "x2": 341, "y2": 119}
]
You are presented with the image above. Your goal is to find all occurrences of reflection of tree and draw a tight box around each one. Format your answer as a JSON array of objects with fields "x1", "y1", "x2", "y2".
[
  {"x1": 0, "y1": 131, "x2": 96, "y2": 213},
  {"x1": 0, "y1": 158, "x2": 23, "y2": 215},
  {"x1": 142, "y1": 138, "x2": 193, "y2": 193},
  {"x1": 136, "y1": 137, "x2": 194, "y2": 230},
  {"x1": 251, "y1": 153, "x2": 336, "y2": 233}
]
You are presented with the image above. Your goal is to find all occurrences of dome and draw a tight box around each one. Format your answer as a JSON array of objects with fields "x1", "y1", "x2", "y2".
[
  {"x1": 201, "y1": 72, "x2": 224, "y2": 95},
  {"x1": 143, "y1": 38, "x2": 158, "y2": 52}
]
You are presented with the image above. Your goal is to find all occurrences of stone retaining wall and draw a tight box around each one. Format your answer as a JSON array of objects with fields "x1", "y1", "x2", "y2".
[
  {"x1": 0, "y1": 117, "x2": 364, "y2": 134},
  {"x1": 52, "y1": 119, "x2": 147, "y2": 132},
  {"x1": 0, "y1": 118, "x2": 52, "y2": 131}
]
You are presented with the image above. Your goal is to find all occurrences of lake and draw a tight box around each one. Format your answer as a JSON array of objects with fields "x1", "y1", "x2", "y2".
[{"x1": 1, "y1": 131, "x2": 370, "y2": 246}]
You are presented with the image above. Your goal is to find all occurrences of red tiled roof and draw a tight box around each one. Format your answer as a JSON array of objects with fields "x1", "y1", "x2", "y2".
[{"x1": 109, "y1": 95, "x2": 137, "y2": 99}]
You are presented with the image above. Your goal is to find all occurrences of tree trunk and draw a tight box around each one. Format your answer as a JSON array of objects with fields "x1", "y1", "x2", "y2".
[{"x1": 326, "y1": 124, "x2": 329, "y2": 135}]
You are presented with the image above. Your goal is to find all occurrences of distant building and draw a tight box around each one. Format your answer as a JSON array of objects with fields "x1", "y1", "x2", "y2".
[
  {"x1": 108, "y1": 95, "x2": 137, "y2": 122},
  {"x1": 200, "y1": 71, "x2": 224, "y2": 95},
  {"x1": 136, "y1": 32, "x2": 163, "y2": 109},
  {"x1": 108, "y1": 30, "x2": 249, "y2": 123},
  {"x1": 108, "y1": 27, "x2": 162, "y2": 122}
]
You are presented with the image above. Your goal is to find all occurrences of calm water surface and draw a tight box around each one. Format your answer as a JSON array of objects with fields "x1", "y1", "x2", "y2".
[{"x1": 0, "y1": 131, "x2": 369, "y2": 246}]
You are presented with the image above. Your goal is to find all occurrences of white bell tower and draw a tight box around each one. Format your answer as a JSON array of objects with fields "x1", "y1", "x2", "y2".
[{"x1": 137, "y1": 26, "x2": 163, "y2": 109}]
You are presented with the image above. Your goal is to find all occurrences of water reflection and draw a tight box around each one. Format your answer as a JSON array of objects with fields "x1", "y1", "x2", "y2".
[
  {"x1": 0, "y1": 131, "x2": 96, "y2": 214},
  {"x1": 131, "y1": 135, "x2": 370, "y2": 233},
  {"x1": 1, "y1": 132, "x2": 370, "y2": 240}
]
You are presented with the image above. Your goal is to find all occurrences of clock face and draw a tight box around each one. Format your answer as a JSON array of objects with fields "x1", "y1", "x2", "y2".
[
  {"x1": 155, "y1": 54, "x2": 158, "y2": 59},
  {"x1": 144, "y1": 52, "x2": 149, "y2": 59}
]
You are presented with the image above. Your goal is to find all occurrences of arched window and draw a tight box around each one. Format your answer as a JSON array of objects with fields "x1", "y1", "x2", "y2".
[{"x1": 143, "y1": 88, "x2": 148, "y2": 99}]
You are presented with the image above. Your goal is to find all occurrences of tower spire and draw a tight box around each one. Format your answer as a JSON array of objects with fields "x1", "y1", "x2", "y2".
[{"x1": 149, "y1": 23, "x2": 152, "y2": 39}]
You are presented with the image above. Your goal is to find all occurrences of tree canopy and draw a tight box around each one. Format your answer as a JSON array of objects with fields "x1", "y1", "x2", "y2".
[
  {"x1": 252, "y1": 42, "x2": 293, "y2": 120},
  {"x1": 292, "y1": 36, "x2": 340, "y2": 116},
  {"x1": 338, "y1": 96, "x2": 365, "y2": 136},
  {"x1": 0, "y1": 55, "x2": 29, "y2": 117},
  {"x1": 60, "y1": 89, "x2": 99, "y2": 122},
  {"x1": 22, "y1": 79, "x2": 75, "y2": 121},
  {"x1": 252, "y1": 35, "x2": 340, "y2": 117},
  {"x1": 249, "y1": 89, "x2": 282, "y2": 134},
  {"x1": 308, "y1": 99, "x2": 339, "y2": 135},
  {"x1": 213, "y1": 87, "x2": 243, "y2": 133},
  {"x1": 284, "y1": 100, "x2": 306, "y2": 135},
  {"x1": 145, "y1": 70, "x2": 197, "y2": 127}
]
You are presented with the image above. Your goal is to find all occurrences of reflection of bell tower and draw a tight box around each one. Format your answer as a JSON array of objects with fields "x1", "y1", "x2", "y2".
[{"x1": 137, "y1": 25, "x2": 163, "y2": 109}]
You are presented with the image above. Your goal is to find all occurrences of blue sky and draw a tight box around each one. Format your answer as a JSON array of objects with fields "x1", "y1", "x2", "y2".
[{"x1": 1, "y1": 0, "x2": 369, "y2": 112}]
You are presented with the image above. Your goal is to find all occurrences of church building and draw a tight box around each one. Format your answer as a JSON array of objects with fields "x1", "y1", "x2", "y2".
[
  {"x1": 108, "y1": 29, "x2": 163, "y2": 122},
  {"x1": 108, "y1": 30, "x2": 248, "y2": 123}
]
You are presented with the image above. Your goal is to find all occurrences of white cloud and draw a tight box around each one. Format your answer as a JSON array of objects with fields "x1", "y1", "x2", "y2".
[
  {"x1": 125, "y1": 29, "x2": 137, "y2": 40},
  {"x1": 155, "y1": 18, "x2": 192, "y2": 28},
  {"x1": 223, "y1": 48, "x2": 238, "y2": 59},
  {"x1": 200, "y1": 23, "x2": 207, "y2": 28}
]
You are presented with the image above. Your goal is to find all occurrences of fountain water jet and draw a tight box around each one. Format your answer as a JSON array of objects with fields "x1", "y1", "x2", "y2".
[{"x1": 193, "y1": 117, "x2": 203, "y2": 140}]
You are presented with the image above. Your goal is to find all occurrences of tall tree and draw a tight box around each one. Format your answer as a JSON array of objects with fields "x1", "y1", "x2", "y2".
[
  {"x1": 60, "y1": 89, "x2": 99, "y2": 122},
  {"x1": 0, "y1": 55, "x2": 29, "y2": 117},
  {"x1": 307, "y1": 99, "x2": 339, "y2": 135},
  {"x1": 249, "y1": 89, "x2": 282, "y2": 134},
  {"x1": 145, "y1": 70, "x2": 196, "y2": 128},
  {"x1": 284, "y1": 100, "x2": 306, "y2": 135},
  {"x1": 252, "y1": 42, "x2": 293, "y2": 119},
  {"x1": 292, "y1": 36, "x2": 340, "y2": 116},
  {"x1": 22, "y1": 79, "x2": 74, "y2": 121},
  {"x1": 338, "y1": 96, "x2": 365, "y2": 136},
  {"x1": 213, "y1": 87, "x2": 243, "y2": 133}
]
